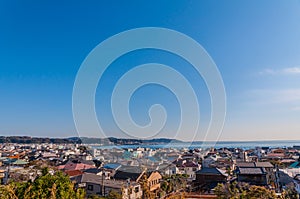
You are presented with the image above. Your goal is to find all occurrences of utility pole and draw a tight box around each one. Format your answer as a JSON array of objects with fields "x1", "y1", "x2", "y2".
[
  {"x1": 275, "y1": 164, "x2": 281, "y2": 193},
  {"x1": 102, "y1": 171, "x2": 105, "y2": 196},
  {"x1": 127, "y1": 178, "x2": 131, "y2": 199}
]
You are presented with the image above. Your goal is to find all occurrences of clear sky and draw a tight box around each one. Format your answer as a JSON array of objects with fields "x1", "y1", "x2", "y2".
[{"x1": 1, "y1": 1, "x2": 300, "y2": 141}]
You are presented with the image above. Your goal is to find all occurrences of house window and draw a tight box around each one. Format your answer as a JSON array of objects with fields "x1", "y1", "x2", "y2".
[
  {"x1": 87, "y1": 185, "x2": 93, "y2": 191},
  {"x1": 135, "y1": 187, "x2": 139, "y2": 193}
]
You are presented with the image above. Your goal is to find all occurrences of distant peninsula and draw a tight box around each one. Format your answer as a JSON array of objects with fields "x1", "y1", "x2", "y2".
[{"x1": 0, "y1": 136, "x2": 183, "y2": 145}]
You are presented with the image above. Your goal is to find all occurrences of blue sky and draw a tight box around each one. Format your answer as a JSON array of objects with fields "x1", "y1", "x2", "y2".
[{"x1": 1, "y1": 1, "x2": 300, "y2": 141}]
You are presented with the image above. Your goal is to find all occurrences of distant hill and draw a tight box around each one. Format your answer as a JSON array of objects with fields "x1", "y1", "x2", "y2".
[
  {"x1": 0, "y1": 136, "x2": 80, "y2": 144},
  {"x1": 0, "y1": 136, "x2": 183, "y2": 145},
  {"x1": 106, "y1": 137, "x2": 183, "y2": 145},
  {"x1": 75, "y1": 137, "x2": 183, "y2": 145}
]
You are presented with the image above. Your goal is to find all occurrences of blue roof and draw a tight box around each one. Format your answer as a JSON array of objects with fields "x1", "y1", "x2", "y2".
[
  {"x1": 103, "y1": 163, "x2": 121, "y2": 170},
  {"x1": 289, "y1": 161, "x2": 300, "y2": 168},
  {"x1": 148, "y1": 157, "x2": 159, "y2": 162}
]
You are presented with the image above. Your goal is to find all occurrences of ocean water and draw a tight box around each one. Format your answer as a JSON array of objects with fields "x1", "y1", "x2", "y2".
[{"x1": 92, "y1": 140, "x2": 300, "y2": 150}]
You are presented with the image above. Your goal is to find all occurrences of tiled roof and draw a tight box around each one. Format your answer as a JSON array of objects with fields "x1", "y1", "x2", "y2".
[
  {"x1": 58, "y1": 163, "x2": 95, "y2": 171},
  {"x1": 195, "y1": 167, "x2": 227, "y2": 176},
  {"x1": 255, "y1": 162, "x2": 273, "y2": 168},
  {"x1": 65, "y1": 170, "x2": 83, "y2": 177},
  {"x1": 280, "y1": 159, "x2": 296, "y2": 164},
  {"x1": 236, "y1": 161, "x2": 273, "y2": 168},
  {"x1": 238, "y1": 167, "x2": 266, "y2": 175},
  {"x1": 71, "y1": 173, "x2": 139, "y2": 189},
  {"x1": 236, "y1": 162, "x2": 255, "y2": 168},
  {"x1": 183, "y1": 161, "x2": 199, "y2": 168},
  {"x1": 266, "y1": 153, "x2": 285, "y2": 158},
  {"x1": 83, "y1": 168, "x2": 102, "y2": 174},
  {"x1": 113, "y1": 165, "x2": 145, "y2": 181}
]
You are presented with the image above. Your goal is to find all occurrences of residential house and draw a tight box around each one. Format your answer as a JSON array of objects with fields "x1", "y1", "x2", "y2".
[
  {"x1": 182, "y1": 161, "x2": 201, "y2": 180},
  {"x1": 156, "y1": 163, "x2": 179, "y2": 176},
  {"x1": 64, "y1": 170, "x2": 83, "y2": 177},
  {"x1": 280, "y1": 161, "x2": 300, "y2": 178},
  {"x1": 146, "y1": 171, "x2": 162, "y2": 192},
  {"x1": 57, "y1": 159, "x2": 95, "y2": 171},
  {"x1": 237, "y1": 167, "x2": 268, "y2": 185},
  {"x1": 173, "y1": 158, "x2": 201, "y2": 179},
  {"x1": 265, "y1": 149, "x2": 286, "y2": 160},
  {"x1": 236, "y1": 161, "x2": 274, "y2": 185},
  {"x1": 195, "y1": 167, "x2": 228, "y2": 190},
  {"x1": 202, "y1": 156, "x2": 217, "y2": 168},
  {"x1": 71, "y1": 173, "x2": 142, "y2": 199},
  {"x1": 113, "y1": 165, "x2": 145, "y2": 182}
]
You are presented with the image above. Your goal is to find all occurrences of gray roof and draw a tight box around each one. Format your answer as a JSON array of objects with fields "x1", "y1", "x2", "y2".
[
  {"x1": 236, "y1": 162, "x2": 273, "y2": 168},
  {"x1": 196, "y1": 167, "x2": 228, "y2": 176},
  {"x1": 83, "y1": 168, "x2": 102, "y2": 174},
  {"x1": 236, "y1": 162, "x2": 255, "y2": 168},
  {"x1": 71, "y1": 173, "x2": 139, "y2": 189},
  {"x1": 278, "y1": 171, "x2": 294, "y2": 185},
  {"x1": 113, "y1": 165, "x2": 145, "y2": 181},
  {"x1": 238, "y1": 167, "x2": 266, "y2": 175}
]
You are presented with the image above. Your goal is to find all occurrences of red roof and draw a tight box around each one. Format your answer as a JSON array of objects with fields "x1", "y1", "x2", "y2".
[
  {"x1": 183, "y1": 161, "x2": 199, "y2": 168},
  {"x1": 267, "y1": 153, "x2": 285, "y2": 158},
  {"x1": 58, "y1": 163, "x2": 95, "y2": 171},
  {"x1": 65, "y1": 170, "x2": 83, "y2": 177}
]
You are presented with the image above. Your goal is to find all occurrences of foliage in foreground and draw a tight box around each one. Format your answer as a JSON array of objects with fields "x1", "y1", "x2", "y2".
[
  {"x1": 0, "y1": 168, "x2": 85, "y2": 199},
  {"x1": 215, "y1": 182, "x2": 275, "y2": 199},
  {"x1": 88, "y1": 190, "x2": 122, "y2": 199},
  {"x1": 214, "y1": 181, "x2": 299, "y2": 199},
  {"x1": 161, "y1": 174, "x2": 188, "y2": 194}
]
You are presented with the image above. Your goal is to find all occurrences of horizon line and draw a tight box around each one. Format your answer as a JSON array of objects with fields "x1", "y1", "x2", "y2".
[{"x1": 1, "y1": 135, "x2": 300, "y2": 143}]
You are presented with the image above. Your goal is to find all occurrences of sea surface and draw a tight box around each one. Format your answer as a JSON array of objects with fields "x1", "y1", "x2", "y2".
[{"x1": 92, "y1": 140, "x2": 300, "y2": 150}]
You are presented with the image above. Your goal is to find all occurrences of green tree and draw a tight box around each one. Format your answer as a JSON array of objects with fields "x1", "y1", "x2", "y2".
[
  {"x1": 214, "y1": 182, "x2": 278, "y2": 199},
  {"x1": 107, "y1": 190, "x2": 122, "y2": 199},
  {"x1": 282, "y1": 184, "x2": 299, "y2": 199},
  {"x1": 0, "y1": 184, "x2": 19, "y2": 199},
  {"x1": 214, "y1": 182, "x2": 240, "y2": 199},
  {"x1": 88, "y1": 190, "x2": 122, "y2": 199},
  {"x1": 161, "y1": 174, "x2": 188, "y2": 195},
  {"x1": 0, "y1": 168, "x2": 85, "y2": 199},
  {"x1": 140, "y1": 174, "x2": 155, "y2": 199},
  {"x1": 247, "y1": 186, "x2": 276, "y2": 199}
]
